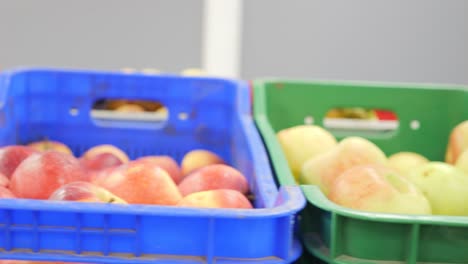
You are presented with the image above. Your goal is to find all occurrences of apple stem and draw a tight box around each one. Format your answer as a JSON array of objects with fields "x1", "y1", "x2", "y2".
[
  {"x1": 42, "y1": 136, "x2": 50, "y2": 150},
  {"x1": 246, "y1": 193, "x2": 255, "y2": 201}
]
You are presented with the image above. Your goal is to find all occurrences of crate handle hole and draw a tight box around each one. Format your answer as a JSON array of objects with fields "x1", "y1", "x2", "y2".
[
  {"x1": 90, "y1": 98, "x2": 169, "y2": 129},
  {"x1": 323, "y1": 107, "x2": 399, "y2": 134}
]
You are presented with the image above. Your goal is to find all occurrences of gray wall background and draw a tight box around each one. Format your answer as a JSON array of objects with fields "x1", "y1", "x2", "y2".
[
  {"x1": 0, "y1": 0, "x2": 467, "y2": 84},
  {"x1": 0, "y1": 0, "x2": 203, "y2": 73},
  {"x1": 242, "y1": 0, "x2": 468, "y2": 84}
]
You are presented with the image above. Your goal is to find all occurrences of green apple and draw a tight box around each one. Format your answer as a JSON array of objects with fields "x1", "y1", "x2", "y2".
[
  {"x1": 329, "y1": 164, "x2": 431, "y2": 215},
  {"x1": 406, "y1": 162, "x2": 468, "y2": 216},
  {"x1": 277, "y1": 125, "x2": 337, "y2": 182},
  {"x1": 455, "y1": 149, "x2": 468, "y2": 174},
  {"x1": 388, "y1": 151, "x2": 429, "y2": 176},
  {"x1": 300, "y1": 136, "x2": 387, "y2": 195}
]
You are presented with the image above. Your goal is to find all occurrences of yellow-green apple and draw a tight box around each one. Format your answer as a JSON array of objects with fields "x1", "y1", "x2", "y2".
[
  {"x1": 388, "y1": 152, "x2": 429, "y2": 176},
  {"x1": 406, "y1": 162, "x2": 468, "y2": 216},
  {"x1": 300, "y1": 136, "x2": 387, "y2": 195},
  {"x1": 277, "y1": 125, "x2": 337, "y2": 182},
  {"x1": 329, "y1": 164, "x2": 431, "y2": 214},
  {"x1": 455, "y1": 149, "x2": 468, "y2": 174},
  {"x1": 181, "y1": 150, "x2": 225, "y2": 176}
]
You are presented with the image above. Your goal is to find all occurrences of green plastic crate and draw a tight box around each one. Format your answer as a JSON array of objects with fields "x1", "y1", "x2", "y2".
[{"x1": 253, "y1": 79, "x2": 468, "y2": 264}]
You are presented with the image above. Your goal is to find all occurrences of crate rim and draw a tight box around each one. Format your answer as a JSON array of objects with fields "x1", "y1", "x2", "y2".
[
  {"x1": 1, "y1": 66, "x2": 246, "y2": 85},
  {"x1": 301, "y1": 185, "x2": 468, "y2": 226},
  {"x1": 0, "y1": 185, "x2": 305, "y2": 218},
  {"x1": 253, "y1": 77, "x2": 468, "y2": 91}
]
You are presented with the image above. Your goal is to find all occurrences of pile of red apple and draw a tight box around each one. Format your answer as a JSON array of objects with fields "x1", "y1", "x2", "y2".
[
  {"x1": 0, "y1": 141, "x2": 253, "y2": 209},
  {"x1": 277, "y1": 120, "x2": 468, "y2": 216}
]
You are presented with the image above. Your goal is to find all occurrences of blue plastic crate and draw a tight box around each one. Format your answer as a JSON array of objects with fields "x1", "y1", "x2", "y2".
[{"x1": 0, "y1": 68, "x2": 305, "y2": 264}]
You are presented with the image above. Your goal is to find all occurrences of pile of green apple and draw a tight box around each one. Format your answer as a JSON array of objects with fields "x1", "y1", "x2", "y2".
[
  {"x1": 0, "y1": 141, "x2": 252, "y2": 210},
  {"x1": 277, "y1": 120, "x2": 468, "y2": 216}
]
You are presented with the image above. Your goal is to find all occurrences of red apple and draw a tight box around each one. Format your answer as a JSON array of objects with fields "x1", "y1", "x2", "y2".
[
  {"x1": 27, "y1": 140, "x2": 73, "y2": 155},
  {"x1": 49, "y1": 181, "x2": 127, "y2": 204},
  {"x1": 10, "y1": 151, "x2": 88, "y2": 199},
  {"x1": 178, "y1": 164, "x2": 249, "y2": 196},
  {"x1": 93, "y1": 161, "x2": 182, "y2": 205},
  {"x1": 135, "y1": 156, "x2": 182, "y2": 183},
  {"x1": 87, "y1": 165, "x2": 122, "y2": 182},
  {"x1": 178, "y1": 189, "x2": 253, "y2": 209},
  {"x1": 0, "y1": 145, "x2": 37, "y2": 178},
  {"x1": 0, "y1": 172, "x2": 9, "y2": 187},
  {"x1": 80, "y1": 153, "x2": 124, "y2": 171},
  {"x1": 446, "y1": 120, "x2": 468, "y2": 164},
  {"x1": 80, "y1": 144, "x2": 129, "y2": 171},
  {"x1": 0, "y1": 186, "x2": 15, "y2": 198}
]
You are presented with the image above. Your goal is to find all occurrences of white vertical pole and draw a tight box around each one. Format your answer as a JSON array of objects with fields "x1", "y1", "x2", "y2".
[{"x1": 202, "y1": 0, "x2": 243, "y2": 78}]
